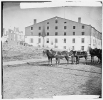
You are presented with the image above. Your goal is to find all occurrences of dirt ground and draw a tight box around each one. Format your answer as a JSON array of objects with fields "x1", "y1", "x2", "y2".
[
  {"x1": 3, "y1": 59, "x2": 102, "y2": 99},
  {"x1": 2, "y1": 43, "x2": 102, "y2": 99}
]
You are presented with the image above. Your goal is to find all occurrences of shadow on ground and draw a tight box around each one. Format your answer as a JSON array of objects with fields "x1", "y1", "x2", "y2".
[
  {"x1": 79, "y1": 76, "x2": 102, "y2": 97},
  {"x1": 23, "y1": 61, "x2": 102, "y2": 75},
  {"x1": 82, "y1": 61, "x2": 102, "y2": 68},
  {"x1": 26, "y1": 60, "x2": 102, "y2": 68}
]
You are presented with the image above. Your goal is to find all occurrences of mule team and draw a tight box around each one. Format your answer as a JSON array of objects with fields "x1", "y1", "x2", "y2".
[{"x1": 43, "y1": 47, "x2": 102, "y2": 66}]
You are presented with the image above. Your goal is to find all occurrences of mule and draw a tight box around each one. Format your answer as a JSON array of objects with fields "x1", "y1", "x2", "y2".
[
  {"x1": 43, "y1": 49, "x2": 70, "y2": 65},
  {"x1": 96, "y1": 49, "x2": 102, "y2": 63},
  {"x1": 88, "y1": 47, "x2": 102, "y2": 63},
  {"x1": 69, "y1": 50, "x2": 88, "y2": 64},
  {"x1": 43, "y1": 49, "x2": 56, "y2": 66},
  {"x1": 51, "y1": 50, "x2": 70, "y2": 65}
]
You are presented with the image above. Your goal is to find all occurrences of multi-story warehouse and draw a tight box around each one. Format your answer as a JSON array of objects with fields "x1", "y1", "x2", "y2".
[{"x1": 25, "y1": 16, "x2": 102, "y2": 51}]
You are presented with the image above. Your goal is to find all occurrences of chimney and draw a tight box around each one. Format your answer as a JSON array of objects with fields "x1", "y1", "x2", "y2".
[
  {"x1": 78, "y1": 17, "x2": 81, "y2": 23},
  {"x1": 34, "y1": 19, "x2": 36, "y2": 24}
]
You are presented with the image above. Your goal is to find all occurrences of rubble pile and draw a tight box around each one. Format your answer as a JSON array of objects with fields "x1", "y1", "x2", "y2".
[{"x1": 2, "y1": 43, "x2": 44, "y2": 62}]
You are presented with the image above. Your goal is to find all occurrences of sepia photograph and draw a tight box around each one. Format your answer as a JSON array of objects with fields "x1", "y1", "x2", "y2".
[{"x1": 2, "y1": 1, "x2": 102, "y2": 99}]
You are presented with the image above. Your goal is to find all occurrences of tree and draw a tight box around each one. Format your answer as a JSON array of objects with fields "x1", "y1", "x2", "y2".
[{"x1": 42, "y1": 25, "x2": 46, "y2": 47}]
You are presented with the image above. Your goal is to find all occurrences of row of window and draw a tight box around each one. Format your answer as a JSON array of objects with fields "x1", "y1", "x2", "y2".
[
  {"x1": 30, "y1": 38, "x2": 85, "y2": 50},
  {"x1": 46, "y1": 20, "x2": 85, "y2": 29},
  {"x1": 31, "y1": 25, "x2": 85, "y2": 30},
  {"x1": 47, "y1": 20, "x2": 65, "y2": 24},
  {"x1": 30, "y1": 38, "x2": 84, "y2": 50},
  {"x1": 30, "y1": 38, "x2": 85, "y2": 44},
  {"x1": 37, "y1": 32, "x2": 85, "y2": 36},
  {"x1": 93, "y1": 39, "x2": 101, "y2": 46},
  {"x1": 38, "y1": 45, "x2": 84, "y2": 50},
  {"x1": 45, "y1": 38, "x2": 85, "y2": 43},
  {"x1": 55, "y1": 46, "x2": 84, "y2": 50}
]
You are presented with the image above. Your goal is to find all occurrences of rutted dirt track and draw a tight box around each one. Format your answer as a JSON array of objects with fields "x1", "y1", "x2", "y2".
[{"x1": 3, "y1": 59, "x2": 102, "y2": 98}]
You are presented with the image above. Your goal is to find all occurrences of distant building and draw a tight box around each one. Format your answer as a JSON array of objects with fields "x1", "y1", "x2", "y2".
[
  {"x1": 25, "y1": 16, "x2": 102, "y2": 50},
  {"x1": 3, "y1": 27, "x2": 25, "y2": 44},
  {"x1": 14, "y1": 27, "x2": 24, "y2": 42},
  {"x1": 2, "y1": 28, "x2": 8, "y2": 43},
  {"x1": 7, "y1": 29, "x2": 15, "y2": 42}
]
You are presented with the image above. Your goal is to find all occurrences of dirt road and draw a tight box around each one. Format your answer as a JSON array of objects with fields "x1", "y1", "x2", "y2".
[{"x1": 3, "y1": 59, "x2": 102, "y2": 99}]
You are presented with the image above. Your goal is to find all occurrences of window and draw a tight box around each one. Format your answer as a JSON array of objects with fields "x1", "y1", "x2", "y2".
[
  {"x1": 55, "y1": 20, "x2": 58, "y2": 23},
  {"x1": 73, "y1": 26, "x2": 75, "y2": 29},
  {"x1": 55, "y1": 38, "x2": 58, "y2": 43},
  {"x1": 73, "y1": 32, "x2": 75, "y2": 35},
  {"x1": 47, "y1": 26, "x2": 49, "y2": 30},
  {"x1": 47, "y1": 22, "x2": 49, "y2": 24},
  {"x1": 55, "y1": 32, "x2": 58, "y2": 36},
  {"x1": 64, "y1": 32, "x2": 66, "y2": 36},
  {"x1": 81, "y1": 46, "x2": 84, "y2": 51},
  {"x1": 72, "y1": 38, "x2": 75, "y2": 43},
  {"x1": 64, "y1": 46, "x2": 66, "y2": 49},
  {"x1": 31, "y1": 27, "x2": 33, "y2": 30},
  {"x1": 46, "y1": 38, "x2": 49, "y2": 43},
  {"x1": 72, "y1": 46, "x2": 74, "y2": 50},
  {"x1": 39, "y1": 32, "x2": 41, "y2": 36},
  {"x1": 30, "y1": 38, "x2": 33, "y2": 43},
  {"x1": 64, "y1": 26, "x2": 67, "y2": 29},
  {"x1": 82, "y1": 32, "x2": 85, "y2": 35},
  {"x1": 47, "y1": 32, "x2": 49, "y2": 36},
  {"x1": 55, "y1": 26, "x2": 58, "y2": 29},
  {"x1": 82, "y1": 25, "x2": 85, "y2": 29},
  {"x1": 64, "y1": 38, "x2": 66, "y2": 43},
  {"x1": 81, "y1": 38, "x2": 85, "y2": 43},
  {"x1": 39, "y1": 27, "x2": 41, "y2": 30},
  {"x1": 38, "y1": 38, "x2": 41, "y2": 43}
]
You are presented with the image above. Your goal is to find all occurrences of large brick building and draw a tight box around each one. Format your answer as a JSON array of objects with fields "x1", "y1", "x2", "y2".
[{"x1": 25, "y1": 16, "x2": 102, "y2": 51}]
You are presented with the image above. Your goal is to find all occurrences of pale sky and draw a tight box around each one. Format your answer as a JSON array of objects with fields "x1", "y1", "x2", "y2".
[{"x1": 3, "y1": 2, "x2": 102, "y2": 34}]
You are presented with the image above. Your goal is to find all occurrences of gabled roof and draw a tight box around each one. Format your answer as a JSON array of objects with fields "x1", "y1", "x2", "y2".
[
  {"x1": 26, "y1": 16, "x2": 101, "y2": 33},
  {"x1": 26, "y1": 16, "x2": 91, "y2": 28},
  {"x1": 91, "y1": 26, "x2": 102, "y2": 34},
  {"x1": 34, "y1": 16, "x2": 91, "y2": 26}
]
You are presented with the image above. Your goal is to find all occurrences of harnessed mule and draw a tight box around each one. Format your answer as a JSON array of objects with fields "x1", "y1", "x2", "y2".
[
  {"x1": 43, "y1": 49, "x2": 56, "y2": 66},
  {"x1": 43, "y1": 49, "x2": 70, "y2": 65},
  {"x1": 69, "y1": 50, "x2": 88, "y2": 64},
  {"x1": 88, "y1": 47, "x2": 102, "y2": 63}
]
